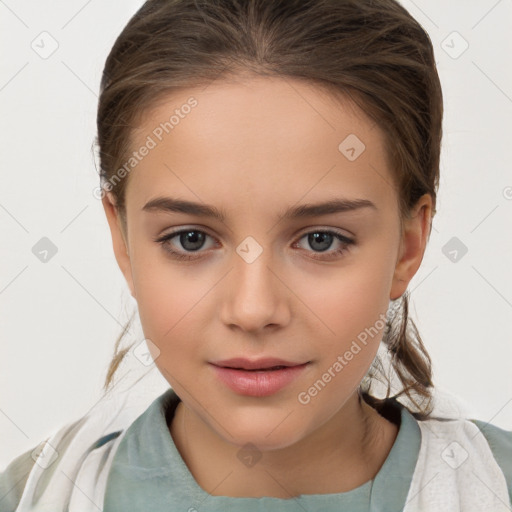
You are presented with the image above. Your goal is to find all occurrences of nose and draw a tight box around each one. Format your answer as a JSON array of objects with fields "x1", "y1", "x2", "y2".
[{"x1": 219, "y1": 246, "x2": 291, "y2": 334}]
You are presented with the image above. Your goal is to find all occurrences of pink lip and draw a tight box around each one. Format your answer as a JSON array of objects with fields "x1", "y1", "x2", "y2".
[
  {"x1": 209, "y1": 358, "x2": 310, "y2": 397},
  {"x1": 210, "y1": 357, "x2": 306, "y2": 370}
]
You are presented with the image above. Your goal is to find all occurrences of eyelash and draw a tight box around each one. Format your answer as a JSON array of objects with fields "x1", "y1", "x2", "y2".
[{"x1": 154, "y1": 227, "x2": 355, "y2": 262}]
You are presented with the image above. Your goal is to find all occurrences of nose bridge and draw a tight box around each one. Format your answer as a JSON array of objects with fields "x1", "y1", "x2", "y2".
[
  {"x1": 233, "y1": 235, "x2": 279, "y2": 302},
  {"x1": 220, "y1": 235, "x2": 289, "y2": 331}
]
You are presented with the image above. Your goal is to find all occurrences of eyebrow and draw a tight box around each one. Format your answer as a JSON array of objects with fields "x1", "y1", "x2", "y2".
[{"x1": 142, "y1": 196, "x2": 377, "y2": 222}]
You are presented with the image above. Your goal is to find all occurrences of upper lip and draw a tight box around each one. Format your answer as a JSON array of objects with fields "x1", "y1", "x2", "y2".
[{"x1": 210, "y1": 357, "x2": 308, "y2": 370}]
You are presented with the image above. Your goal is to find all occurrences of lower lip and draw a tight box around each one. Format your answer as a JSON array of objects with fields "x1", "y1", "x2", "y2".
[{"x1": 210, "y1": 363, "x2": 309, "y2": 397}]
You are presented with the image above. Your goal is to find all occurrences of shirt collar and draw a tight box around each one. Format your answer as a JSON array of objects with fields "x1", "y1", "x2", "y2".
[{"x1": 105, "y1": 386, "x2": 421, "y2": 511}]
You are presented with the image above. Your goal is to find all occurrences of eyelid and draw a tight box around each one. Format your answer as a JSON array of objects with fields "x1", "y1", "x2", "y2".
[
  {"x1": 154, "y1": 226, "x2": 219, "y2": 247},
  {"x1": 154, "y1": 224, "x2": 216, "y2": 242},
  {"x1": 294, "y1": 225, "x2": 354, "y2": 241}
]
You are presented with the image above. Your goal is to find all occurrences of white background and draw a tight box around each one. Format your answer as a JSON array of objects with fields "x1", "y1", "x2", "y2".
[{"x1": 1, "y1": 0, "x2": 511, "y2": 468}]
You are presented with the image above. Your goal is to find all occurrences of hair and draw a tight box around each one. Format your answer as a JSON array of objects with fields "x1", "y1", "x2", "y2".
[{"x1": 96, "y1": 0, "x2": 443, "y2": 421}]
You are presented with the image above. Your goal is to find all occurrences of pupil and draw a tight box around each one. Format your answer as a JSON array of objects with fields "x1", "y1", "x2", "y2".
[
  {"x1": 181, "y1": 231, "x2": 205, "y2": 251},
  {"x1": 309, "y1": 232, "x2": 333, "y2": 252}
]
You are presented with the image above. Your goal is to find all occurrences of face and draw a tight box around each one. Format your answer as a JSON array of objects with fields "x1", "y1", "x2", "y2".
[{"x1": 103, "y1": 74, "x2": 431, "y2": 451}]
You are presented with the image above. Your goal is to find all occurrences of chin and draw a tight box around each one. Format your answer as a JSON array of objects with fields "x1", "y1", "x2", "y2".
[{"x1": 217, "y1": 414, "x2": 309, "y2": 452}]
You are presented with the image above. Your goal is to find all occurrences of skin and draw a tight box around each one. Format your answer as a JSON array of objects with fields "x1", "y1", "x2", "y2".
[{"x1": 102, "y1": 74, "x2": 432, "y2": 498}]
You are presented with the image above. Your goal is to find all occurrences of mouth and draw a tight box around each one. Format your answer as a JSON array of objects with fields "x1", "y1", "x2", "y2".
[
  {"x1": 210, "y1": 357, "x2": 309, "y2": 371},
  {"x1": 228, "y1": 366, "x2": 289, "y2": 371},
  {"x1": 209, "y1": 358, "x2": 311, "y2": 397}
]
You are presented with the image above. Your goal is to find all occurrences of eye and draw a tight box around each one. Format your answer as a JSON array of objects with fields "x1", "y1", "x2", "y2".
[
  {"x1": 154, "y1": 227, "x2": 355, "y2": 262},
  {"x1": 292, "y1": 230, "x2": 354, "y2": 261},
  {"x1": 154, "y1": 228, "x2": 217, "y2": 261}
]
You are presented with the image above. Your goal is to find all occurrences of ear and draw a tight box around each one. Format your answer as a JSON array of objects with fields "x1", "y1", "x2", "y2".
[
  {"x1": 390, "y1": 193, "x2": 433, "y2": 300},
  {"x1": 101, "y1": 191, "x2": 136, "y2": 299}
]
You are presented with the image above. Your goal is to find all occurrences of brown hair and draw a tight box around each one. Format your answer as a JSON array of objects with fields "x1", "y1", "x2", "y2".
[{"x1": 96, "y1": 0, "x2": 442, "y2": 420}]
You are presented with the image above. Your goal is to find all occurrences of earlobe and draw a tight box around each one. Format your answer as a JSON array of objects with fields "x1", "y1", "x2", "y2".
[
  {"x1": 390, "y1": 194, "x2": 433, "y2": 300},
  {"x1": 101, "y1": 192, "x2": 136, "y2": 299}
]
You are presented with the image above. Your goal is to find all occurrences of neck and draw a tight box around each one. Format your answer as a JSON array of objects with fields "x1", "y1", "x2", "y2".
[{"x1": 169, "y1": 392, "x2": 398, "y2": 498}]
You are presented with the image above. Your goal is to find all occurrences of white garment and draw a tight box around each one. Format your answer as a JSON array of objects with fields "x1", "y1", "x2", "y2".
[
  {"x1": 403, "y1": 418, "x2": 510, "y2": 511},
  {"x1": 13, "y1": 388, "x2": 511, "y2": 512},
  {"x1": 14, "y1": 388, "x2": 154, "y2": 512}
]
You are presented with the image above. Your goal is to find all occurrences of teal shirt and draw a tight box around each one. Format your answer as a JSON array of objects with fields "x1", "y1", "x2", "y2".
[
  {"x1": 1, "y1": 388, "x2": 511, "y2": 511},
  {"x1": 103, "y1": 388, "x2": 512, "y2": 511}
]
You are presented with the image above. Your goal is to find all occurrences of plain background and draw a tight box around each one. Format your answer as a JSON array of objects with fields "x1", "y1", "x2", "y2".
[{"x1": 1, "y1": 0, "x2": 511, "y2": 468}]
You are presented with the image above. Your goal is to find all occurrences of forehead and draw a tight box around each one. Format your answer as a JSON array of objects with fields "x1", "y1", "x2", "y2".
[{"x1": 125, "y1": 75, "x2": 396, "y2": 216}]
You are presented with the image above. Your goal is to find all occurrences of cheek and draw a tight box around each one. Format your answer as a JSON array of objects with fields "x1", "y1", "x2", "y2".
[
  {"x1": 293, "y1": 256, "x2": 393, "y2": 343},
  {"x1": 130, "y1": 253, "x2": 210, "y2": 361}
]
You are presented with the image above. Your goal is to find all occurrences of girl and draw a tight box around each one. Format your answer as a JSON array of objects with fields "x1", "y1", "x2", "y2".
[{"x1": 2, "y1": 0, "x2": 511, "y2": 510}]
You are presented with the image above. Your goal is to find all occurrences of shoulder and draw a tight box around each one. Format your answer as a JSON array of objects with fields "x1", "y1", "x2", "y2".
[
  {"x1": 0, "y1": 413, "x2": 84, "y2": 511},
  {"x1": 410, "y1": 411, "x2": 512, "y2": 508},
  {"x1": 0, "y1": 443, "x2": 39, "y2": 512},
  {"x1": 0, "y1": 414, "x2": 99, "y2": 512},
  {"x1": 0, "y1": 389, "x2": 154, "y2": 511},
  {"x1": 469, "y1": 418, "x2": 512, "y2": 504}
]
